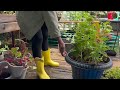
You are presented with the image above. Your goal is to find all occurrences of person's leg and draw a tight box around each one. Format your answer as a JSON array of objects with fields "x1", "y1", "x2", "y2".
[
  {"x1": 31, "y1": 29, "x2": 50, "y2": 79},
  {"x1": 41, "y1": 23, "x2": 49, "y2": 51},
  {"x1": 31, "y1": 31, "x2": 43, "y2": 58},
  {"x1": 41, "y1": 23, "x2": 59, "y2": 67}
]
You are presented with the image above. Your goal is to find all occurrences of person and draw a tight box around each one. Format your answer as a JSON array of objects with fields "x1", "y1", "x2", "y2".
[{"x1": 16, "y1": 11, "x2": 67, "y2": 79}]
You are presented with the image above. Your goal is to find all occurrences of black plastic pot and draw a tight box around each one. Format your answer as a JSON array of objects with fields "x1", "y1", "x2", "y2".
[
  {"x1": 0, "y1": 72, "x2": 11, "y2": 79},
  {"x1": 65, "y1": 51, "x2": 113, "y2": 79},
  {"x1": 0, "y1": 61, "x2": 12, "y2": 79}
]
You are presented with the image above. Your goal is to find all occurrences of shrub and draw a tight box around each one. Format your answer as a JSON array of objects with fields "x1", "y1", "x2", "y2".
[{"x1": 103, "y1": 67, "x2": 120, "y2": 79}]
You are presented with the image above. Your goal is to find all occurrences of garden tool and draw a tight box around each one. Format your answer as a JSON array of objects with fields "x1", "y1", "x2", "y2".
[
  {"x1": 34, "y1": 57, "x2": 50, "y2": 79},
  {"x1": 42, "y1": 48, "x2": 59, "y2": 67}
]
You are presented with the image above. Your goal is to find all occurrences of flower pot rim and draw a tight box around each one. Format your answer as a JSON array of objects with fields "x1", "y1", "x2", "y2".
[{"x1": 65, "y1": 51, "x2": 113, "y2": 70}]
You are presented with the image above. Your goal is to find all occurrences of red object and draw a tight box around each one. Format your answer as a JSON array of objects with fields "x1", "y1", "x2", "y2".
[{"x1": 107, "y1": 11, "x2": 114, "y2": 20}]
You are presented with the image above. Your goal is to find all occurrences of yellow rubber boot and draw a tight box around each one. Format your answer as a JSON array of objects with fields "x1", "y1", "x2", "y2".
[
  {"x1": 35, "y1": 57, "x2": 50, "y2": 79},
  {"x1": 42, "y1": 48, "x2": 59, "y2": 67}
]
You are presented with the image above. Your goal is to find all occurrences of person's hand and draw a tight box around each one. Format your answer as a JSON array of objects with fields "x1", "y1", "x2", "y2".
[
  {"x1": 58, "y1": 41, "x2": 67, "y2": 57},
  {"x1": 57, "y1": 37, "x2": 67, "y2": 57}
]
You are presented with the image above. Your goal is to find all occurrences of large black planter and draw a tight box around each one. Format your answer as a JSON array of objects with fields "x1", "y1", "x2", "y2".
[{"x1": 65, "y1": 51, "x2": 113, "y2": 79}]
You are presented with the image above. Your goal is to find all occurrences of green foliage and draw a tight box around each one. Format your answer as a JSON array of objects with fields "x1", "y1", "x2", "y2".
[
  {"x1": 0, "y1": 44, "x2": 9, "y2": 54},
  {"x1": 10, "y1": 46, "x2": 33, "y2": 61},
  {"x1": 70, "y1": 11, "x2": 112, "y2": 65},
  {"x1": 64, "y1": 11, "x2": 83, "y2": 21},
  {"x1": 88, "y1": 11, "x2": 107, "y2": 18},
  {"x1": 63, "y1": 11, "x2": 108, "y2": 36},
  {"x1": 11, "y1": 47, "x2": 22, "y2": 58},
  {"x1": 0, "y1": 48, "x2": 7, "y2": 54},
  {"x1": 63, "y1": 11, "x2": 107, "y2": 21},
  {"x1": 5, "y1": 39, "x2": 34, "y2": 61},
  {"x1": 103, "y1": 67, "x2": 120, "y2": 79}
]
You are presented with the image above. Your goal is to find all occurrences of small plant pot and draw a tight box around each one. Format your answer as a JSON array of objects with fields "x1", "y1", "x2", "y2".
[
  {"x1": 8, "y1": 60, "x2": 27, "y2": 78},
  {"x1": 0, "y1": 61, "x2": 27, "y2": 79},
  {"x1": 10, "y1": 67, "x2": 28, "y2": 79},
  {"x1": 9, "y1": 64, "x2": 25, "y2": 78},
  {"x1": 0, "y1": 61, "x2": 28, "y2": 79},
  {"x1": 65, "y1": 51, "x2": 113, "y2": 79}
]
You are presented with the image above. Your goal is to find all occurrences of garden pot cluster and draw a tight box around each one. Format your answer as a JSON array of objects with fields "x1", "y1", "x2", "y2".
[
  {"x1": 0, "y1": 39, "x2": 33, "y2": 79},
  {"x1": 0, "y1": 61, "x2": 27, "y2": 79}
]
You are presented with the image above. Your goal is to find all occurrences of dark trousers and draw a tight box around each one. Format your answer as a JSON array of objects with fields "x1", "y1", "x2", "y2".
[{"x1": 31, "y1": 23, "x2": 48, "y2": 58}]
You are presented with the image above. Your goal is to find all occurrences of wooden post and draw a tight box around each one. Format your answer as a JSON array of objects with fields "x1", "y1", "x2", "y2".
[{"x1": 11, "y1": 31, "x2": 15, "y2": 47}]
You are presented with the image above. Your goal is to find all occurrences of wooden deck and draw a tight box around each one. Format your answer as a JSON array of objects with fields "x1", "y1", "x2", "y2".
[{"x1": 25, "y1": 46, "x2": 120, "y2": 79}]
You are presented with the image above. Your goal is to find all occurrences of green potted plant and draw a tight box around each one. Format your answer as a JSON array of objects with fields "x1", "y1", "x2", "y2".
[
  {"x1": 65, "y1": 12, "x2": 113, "y2": 79},
  {"x1": 4, "y1": 39, "x2": 33, "y2": 79},
  {"x1": 0, "y1": 44, "x2": 9, "y2": 61}
]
